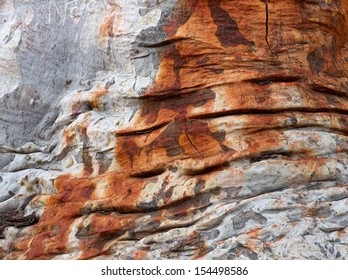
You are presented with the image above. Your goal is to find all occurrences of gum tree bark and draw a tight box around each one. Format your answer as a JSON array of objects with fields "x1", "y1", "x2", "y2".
[{"x1": 0, "y1": 0, "x2": 348, "y2": 259}]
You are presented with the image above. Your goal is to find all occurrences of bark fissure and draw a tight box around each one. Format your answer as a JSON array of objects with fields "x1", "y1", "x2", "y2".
[
  {"x1": 184, "y1": 120, "x2": 202, "y2": 155},
  {"x1": 115, "y1": 121, "x2": 171, "y2": 137},
  {"x1": 262, "y1": 0, "x2": 273, "y2": 53},
  {"x1": 188, "y1": 108, "x2": 348, "y2": 120}
]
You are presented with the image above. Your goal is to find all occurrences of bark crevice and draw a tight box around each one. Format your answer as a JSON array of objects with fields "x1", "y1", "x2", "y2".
[
  {"x1": 184, "y1": 120, "x2": 202, "y2": 155},
  {"x1": 262, "y1": 0, "x2": 273, "y2": 53}
]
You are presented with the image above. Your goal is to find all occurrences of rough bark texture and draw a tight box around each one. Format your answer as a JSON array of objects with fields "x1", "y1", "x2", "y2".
[{"x1": 0, "y1": 0, "x2": 348, "y2": 259}]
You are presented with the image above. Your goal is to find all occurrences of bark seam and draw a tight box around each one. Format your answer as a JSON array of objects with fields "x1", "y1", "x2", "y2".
[
  {"x1": 263, "y1": 0, "x2": 273, "y2": 53},
  {"x1": 184, "y1": 120, "x2": 202, "y2": 155}
]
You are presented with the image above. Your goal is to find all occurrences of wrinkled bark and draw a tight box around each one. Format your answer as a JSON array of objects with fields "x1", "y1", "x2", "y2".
[{"x1": 0, "y1": 0, "x2": 348, "y2": 259}]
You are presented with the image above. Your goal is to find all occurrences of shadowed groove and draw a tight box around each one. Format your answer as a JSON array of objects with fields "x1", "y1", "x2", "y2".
[
  {"x1": 247, "y1": 75, "x2": 302, "y2": 85},
  {"x1": 188, "y1": 108, "x2": 348, "y2": 120},
  {"x1": 129, "y1": 166, "x2": 167, "y2": 179},
  {"x1": 115, "y1": 121, "x2": 172, "y2": 137},
  {"x1": 139, "y1": 37, "x2": 188, "y2": 48}
]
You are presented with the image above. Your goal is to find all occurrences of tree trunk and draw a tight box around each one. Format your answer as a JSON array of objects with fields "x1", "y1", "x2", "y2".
[{"x1": 0, "y1": 0, "x2": 348, "y2": 259}]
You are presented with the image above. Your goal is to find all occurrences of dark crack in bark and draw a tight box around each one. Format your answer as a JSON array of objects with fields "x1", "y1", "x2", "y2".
[
  {"x1": 262, "y1": 0, "x2": 273, "y2": 53},
  {"x1": 184, "y1": 120, "x2": 202, "y2": 155}
]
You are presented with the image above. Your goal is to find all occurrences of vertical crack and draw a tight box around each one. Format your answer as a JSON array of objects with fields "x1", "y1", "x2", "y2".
[
  {"x1": 262, "y1": 0, "x2": 273, "y2": 53},
  {"x1": 184, "y1": 120, "x2": 202, "y2": 155}
]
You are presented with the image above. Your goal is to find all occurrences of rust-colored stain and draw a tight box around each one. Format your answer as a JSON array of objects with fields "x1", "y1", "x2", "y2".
[
  {"x1": 99, "y1": 6, "x2": 119, "y2": 38},
  {"x1": 88, "y1": 88, "x2": 109, "y2": 110},
  {"x1": 26, "y1": 175, "x2": 93, "y2": 259},
  {"x1": 246, "y1": 227, "x2": 262, "y2": 239},
  {"x1": 133, "y1": 250, "x2": 148, "y2": 260}
]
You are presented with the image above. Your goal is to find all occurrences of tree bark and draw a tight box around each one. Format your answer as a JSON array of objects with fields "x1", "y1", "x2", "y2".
[{"x1": 0, "y1": 0, "x2": 348, "y2": 259}]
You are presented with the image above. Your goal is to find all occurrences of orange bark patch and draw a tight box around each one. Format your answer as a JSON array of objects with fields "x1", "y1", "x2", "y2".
[
  {"x1": 134, "y1": 250, "x2": 148, "y2": 260},
  {"x1": 88, "y1": 88, "x2": 109, "y2": 110},
  {"x1": 246, "y1": 227, "x2": 262, "y2": 239}
]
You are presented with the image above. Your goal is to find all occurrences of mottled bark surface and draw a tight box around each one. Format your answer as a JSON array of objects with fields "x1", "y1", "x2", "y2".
[{"x1": 0, "y1": 0, "x2": 348, "y2": 259}]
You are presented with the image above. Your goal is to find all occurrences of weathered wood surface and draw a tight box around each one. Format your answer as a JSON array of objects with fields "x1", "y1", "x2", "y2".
[{"x1": 0, "y1": 0, "x2": 348, "y2": 259}]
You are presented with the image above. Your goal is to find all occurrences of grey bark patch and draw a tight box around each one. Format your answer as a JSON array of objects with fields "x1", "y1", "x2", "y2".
[
  {"x1": 96, "y1": 152, "x2": 112, "y2": 175},
  {"x1": 194, "y1": 180, "x2": 205, "y2": 195},
  {"x1": 137, "y1": 220, "x2": 161, "y2": 232},
  {"x1": 0, "y1": 0, "x2": 107, "y2": 147},
  {"x1": 232, "y1": 210, "x2": 267, "y2": 230},
  {"x1": 202, "y1": 229, "x2": 220, "y2": 240},
  {"x1": 226, "y1": 245, "x2": 259, "y2": 260},
  {"x1": 0, "y1": 154, "x2": 15, "y2": 169},
  {"x1": 307, "y1": 48, "x2": 324, "y2": 73}
]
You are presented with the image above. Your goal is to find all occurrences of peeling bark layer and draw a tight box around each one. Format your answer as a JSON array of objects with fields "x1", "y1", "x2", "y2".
[{"x1": 0, "y1": 0, "x2": 348, "y2": 259}]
